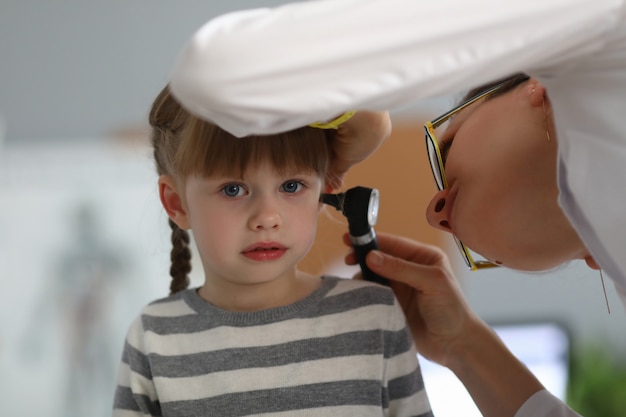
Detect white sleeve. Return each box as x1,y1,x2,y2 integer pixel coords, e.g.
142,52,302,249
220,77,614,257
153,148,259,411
514,390,583,417
169,0,622,137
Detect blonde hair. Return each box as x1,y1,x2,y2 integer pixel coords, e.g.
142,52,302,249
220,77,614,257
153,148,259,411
149,85,330,294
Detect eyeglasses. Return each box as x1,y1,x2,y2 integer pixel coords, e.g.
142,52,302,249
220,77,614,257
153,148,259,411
424,81,509,271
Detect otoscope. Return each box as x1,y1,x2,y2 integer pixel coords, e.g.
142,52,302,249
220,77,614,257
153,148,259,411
320,186,390,286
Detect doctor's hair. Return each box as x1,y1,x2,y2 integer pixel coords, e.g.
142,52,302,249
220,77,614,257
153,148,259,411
149,85,331,295
461,72,531,103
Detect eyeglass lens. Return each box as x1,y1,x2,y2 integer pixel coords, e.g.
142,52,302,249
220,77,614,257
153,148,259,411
425,127,445,191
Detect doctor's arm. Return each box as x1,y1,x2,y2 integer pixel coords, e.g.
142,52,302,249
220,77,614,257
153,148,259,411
169,0,610,137
344,232,583,417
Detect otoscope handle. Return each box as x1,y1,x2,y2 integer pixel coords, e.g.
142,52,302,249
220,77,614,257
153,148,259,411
351,230,390,287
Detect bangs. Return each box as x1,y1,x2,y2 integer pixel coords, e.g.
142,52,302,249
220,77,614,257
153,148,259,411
175,117,330,179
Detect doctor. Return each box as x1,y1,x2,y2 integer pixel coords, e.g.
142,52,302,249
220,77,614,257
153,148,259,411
168,1,626,416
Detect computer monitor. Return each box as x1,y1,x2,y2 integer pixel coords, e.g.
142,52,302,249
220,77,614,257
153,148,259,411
419,321,570,416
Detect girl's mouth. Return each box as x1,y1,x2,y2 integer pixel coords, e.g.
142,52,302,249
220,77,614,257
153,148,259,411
242,242,287,261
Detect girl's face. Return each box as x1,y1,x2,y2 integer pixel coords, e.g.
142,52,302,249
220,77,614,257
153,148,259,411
182,162,323,290
425,81,587,271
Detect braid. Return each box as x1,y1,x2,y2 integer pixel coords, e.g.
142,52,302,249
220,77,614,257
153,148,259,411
168,218,192,294
149,86,193,294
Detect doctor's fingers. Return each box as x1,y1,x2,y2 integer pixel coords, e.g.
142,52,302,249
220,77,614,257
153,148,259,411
373,232,451,268
341,231,460,290
326,111,391,190
364,233,463,293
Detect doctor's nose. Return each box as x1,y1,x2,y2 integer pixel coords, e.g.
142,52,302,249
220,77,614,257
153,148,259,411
248,197,282,231
425,189,452,232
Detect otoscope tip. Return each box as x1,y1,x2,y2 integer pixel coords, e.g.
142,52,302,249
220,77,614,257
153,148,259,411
319,193,344,211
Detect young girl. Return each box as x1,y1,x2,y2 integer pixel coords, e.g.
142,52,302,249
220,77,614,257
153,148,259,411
111,85,433,417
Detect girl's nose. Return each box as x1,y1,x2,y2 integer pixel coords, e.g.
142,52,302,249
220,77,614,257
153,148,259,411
425,189,452,232
248,197,282,231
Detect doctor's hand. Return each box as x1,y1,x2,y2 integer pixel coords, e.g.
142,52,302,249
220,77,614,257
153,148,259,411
344,232,546,417
325,111,391,190
343,231,484,367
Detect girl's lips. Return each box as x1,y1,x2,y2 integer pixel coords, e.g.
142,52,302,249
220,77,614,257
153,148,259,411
242,242,287,261
242,241,286,252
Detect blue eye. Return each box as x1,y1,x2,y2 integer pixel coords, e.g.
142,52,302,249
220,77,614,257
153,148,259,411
222,183,245,197
281,180,303,193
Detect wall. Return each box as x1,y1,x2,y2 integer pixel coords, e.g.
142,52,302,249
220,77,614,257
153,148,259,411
0,0,299,143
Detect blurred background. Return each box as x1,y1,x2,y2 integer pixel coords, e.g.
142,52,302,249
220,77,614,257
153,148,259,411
1,1,624,416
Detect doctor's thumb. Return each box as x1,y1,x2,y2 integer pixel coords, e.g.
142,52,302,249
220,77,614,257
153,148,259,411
367,250,385,267
366,250,421,288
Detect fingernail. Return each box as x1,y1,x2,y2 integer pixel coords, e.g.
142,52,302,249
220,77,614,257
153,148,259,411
435,198,445,213
369,250,384,266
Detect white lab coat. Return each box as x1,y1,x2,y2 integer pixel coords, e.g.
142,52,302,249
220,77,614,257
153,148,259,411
170,1,626,415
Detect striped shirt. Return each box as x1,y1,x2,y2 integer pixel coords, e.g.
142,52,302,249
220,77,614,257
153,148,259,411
113,276,434,417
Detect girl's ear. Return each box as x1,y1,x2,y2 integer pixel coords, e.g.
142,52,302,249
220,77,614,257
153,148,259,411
158,175,190,230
